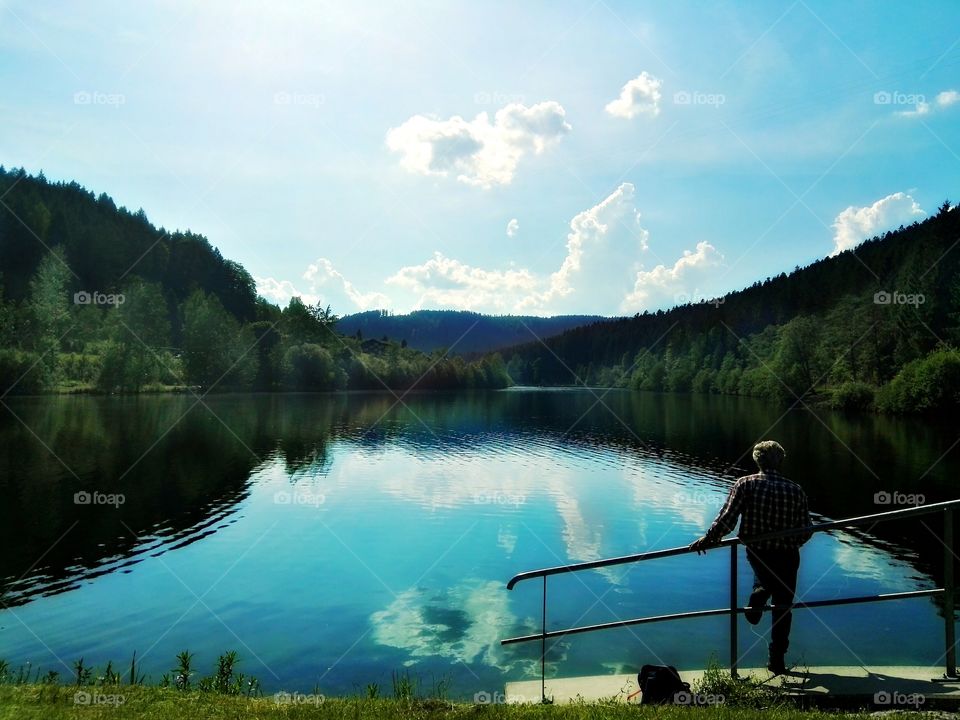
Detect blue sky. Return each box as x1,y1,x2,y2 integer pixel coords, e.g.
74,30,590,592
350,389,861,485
2,0,958,316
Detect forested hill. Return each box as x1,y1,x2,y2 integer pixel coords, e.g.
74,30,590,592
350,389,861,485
337,310,608,354
501,202,960,413
0,167,510,393
0,166,259,320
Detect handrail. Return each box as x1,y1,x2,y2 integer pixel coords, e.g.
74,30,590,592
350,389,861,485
506,499,960,590
501,498,960,702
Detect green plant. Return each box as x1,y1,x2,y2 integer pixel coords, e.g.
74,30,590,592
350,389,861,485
427,675,451,701
72,658,91,686
213,651,238,694
41,670,59,685
691,657,788,709
128,651,145,686
390,669,416,701
829,380,875,410
174,650,193,690
97,660,121,686
365,682,380,699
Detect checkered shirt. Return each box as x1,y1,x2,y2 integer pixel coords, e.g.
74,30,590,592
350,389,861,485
704,471,812,549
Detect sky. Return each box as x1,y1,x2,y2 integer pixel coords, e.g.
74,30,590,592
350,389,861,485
1,0,958,317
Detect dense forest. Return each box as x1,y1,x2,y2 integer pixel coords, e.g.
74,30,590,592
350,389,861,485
501,202,960,414
0,167,510,394
336,309,607,354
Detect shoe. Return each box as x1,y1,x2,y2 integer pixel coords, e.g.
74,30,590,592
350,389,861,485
745,589,766,625
767,655,788,675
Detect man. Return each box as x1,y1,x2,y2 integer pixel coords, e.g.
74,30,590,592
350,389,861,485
689,440,812,674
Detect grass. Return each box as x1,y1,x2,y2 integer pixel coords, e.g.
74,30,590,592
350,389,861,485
0,685,889,720
0,653,908,719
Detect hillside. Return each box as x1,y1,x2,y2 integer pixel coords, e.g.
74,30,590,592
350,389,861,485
500,202,960,413
337,309,608,354
0,167,509,393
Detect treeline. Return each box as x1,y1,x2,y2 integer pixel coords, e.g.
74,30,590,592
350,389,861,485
0,167,509,394
502,202,960,414
337,309,607,354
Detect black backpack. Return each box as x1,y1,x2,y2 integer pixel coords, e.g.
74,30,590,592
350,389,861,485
636,664,690,704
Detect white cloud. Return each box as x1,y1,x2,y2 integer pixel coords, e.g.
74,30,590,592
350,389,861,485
605,71,662,119
506,218,519,237
937,89,960,108
256,258,389,311
896,101,931,118
260,184,653,316
531,181,648,308
830,192,925,256
255,276,319,306
385,183,649,314
386,252,540,313
621,241,724,312
385,101,571,187
896,88,958,118
303,258,390,310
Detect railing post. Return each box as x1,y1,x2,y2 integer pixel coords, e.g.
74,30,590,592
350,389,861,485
945,509,956,678
730,544,738,678
541,575,547,702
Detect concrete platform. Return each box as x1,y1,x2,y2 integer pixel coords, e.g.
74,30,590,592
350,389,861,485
505,666,960,705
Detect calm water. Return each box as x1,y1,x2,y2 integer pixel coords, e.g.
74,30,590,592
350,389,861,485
0,390,956,697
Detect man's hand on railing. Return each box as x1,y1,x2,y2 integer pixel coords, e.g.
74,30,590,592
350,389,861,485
688,536,716,555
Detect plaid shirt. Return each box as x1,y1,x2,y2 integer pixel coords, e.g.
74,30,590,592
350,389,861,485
705,471,812,549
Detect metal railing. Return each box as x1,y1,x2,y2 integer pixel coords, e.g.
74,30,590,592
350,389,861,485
501,499,960,702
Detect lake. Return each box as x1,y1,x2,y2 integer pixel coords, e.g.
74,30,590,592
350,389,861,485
0,389,956,698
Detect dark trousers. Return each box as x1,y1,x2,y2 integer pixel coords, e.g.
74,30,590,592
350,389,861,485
745,546,800,656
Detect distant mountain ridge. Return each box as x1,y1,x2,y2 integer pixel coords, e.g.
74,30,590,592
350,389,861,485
336,310,610,354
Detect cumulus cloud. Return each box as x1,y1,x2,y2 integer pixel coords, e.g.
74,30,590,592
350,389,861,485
258,184,658,316
531,182,648,308
621,241,725,312
255,276,319,306
256,258,389,311
830,192,925,256
605,71,662,119
386,101,571,187
385,252,539,313
385,183,649,314
303,258,391,309
506,218,519,237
